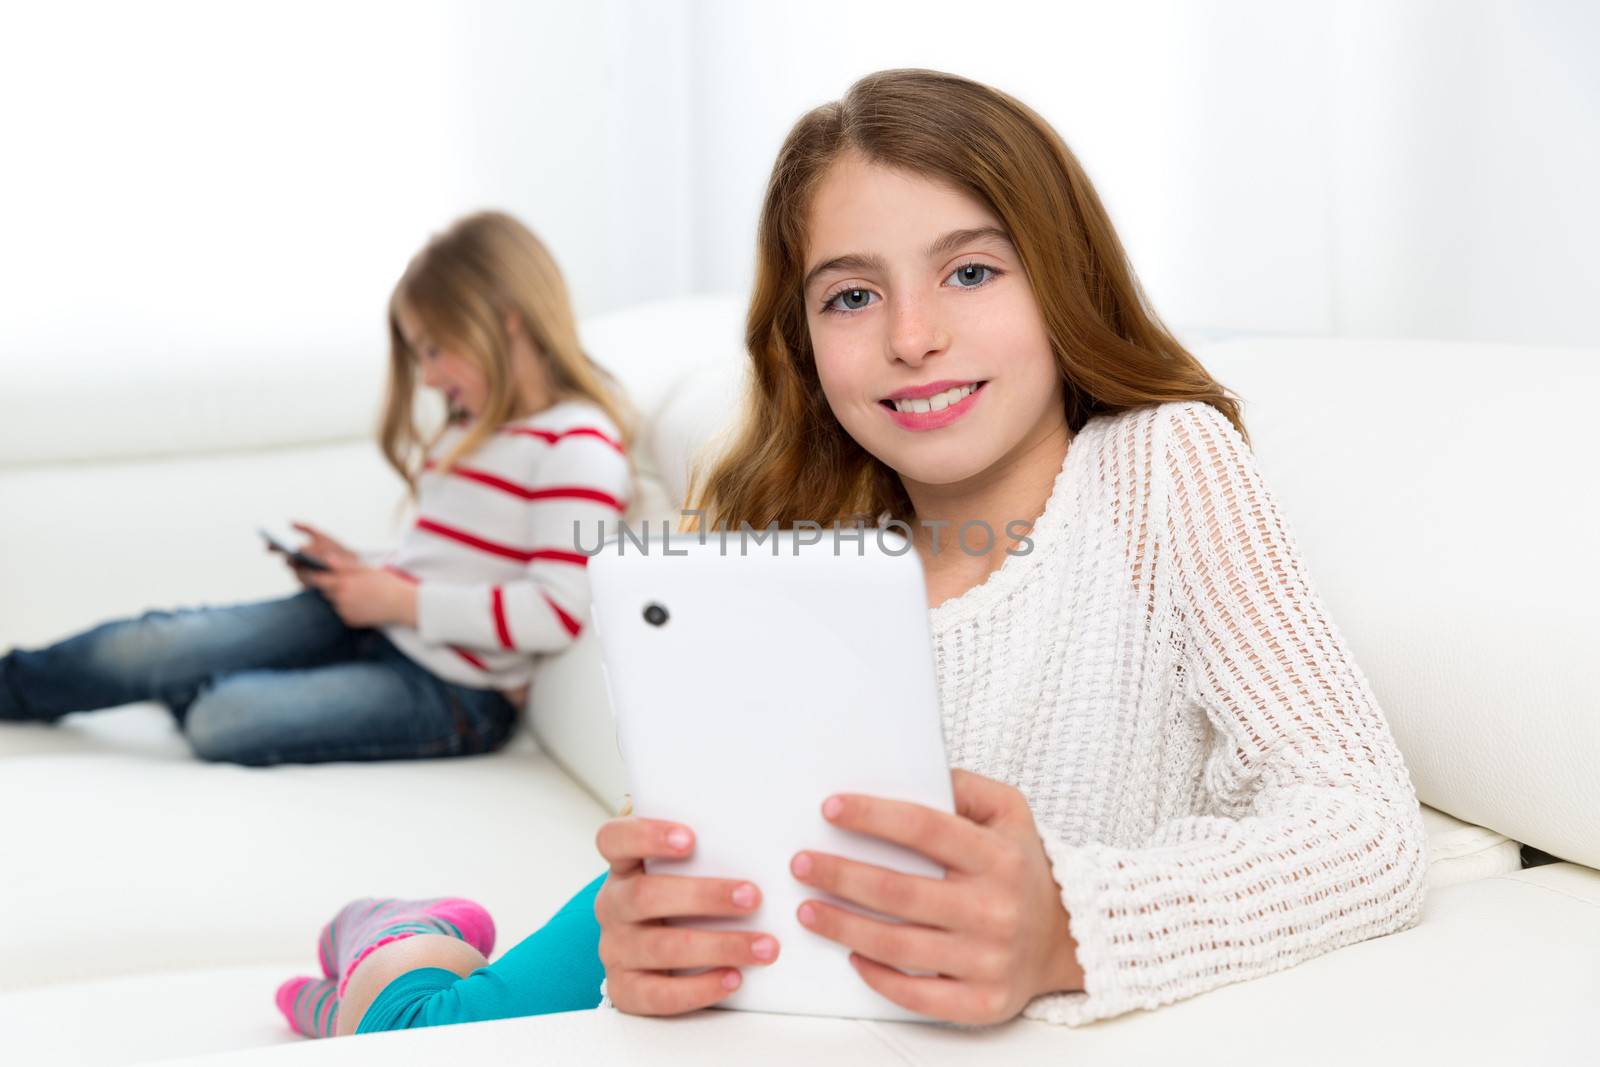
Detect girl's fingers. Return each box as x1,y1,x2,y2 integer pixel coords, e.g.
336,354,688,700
614,874,762,923
615,969,743,1016
629,927,779,972
797,899,968,977
595,817,696,871
820,793,994,875
290,521,344,557
790,851,959,929
846,954,989,1024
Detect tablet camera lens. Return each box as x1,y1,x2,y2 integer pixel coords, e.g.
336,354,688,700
643,602,669,627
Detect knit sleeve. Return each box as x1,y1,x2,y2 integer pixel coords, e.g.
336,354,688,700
416,430,631,654
1024,400,1427,1026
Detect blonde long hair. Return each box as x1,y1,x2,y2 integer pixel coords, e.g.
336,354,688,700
379,210,635,495
687,69,1246,530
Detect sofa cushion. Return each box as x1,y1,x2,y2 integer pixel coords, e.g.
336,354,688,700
0,294,746,469
1195,338,1600,870
643,349,749,516
0,708,1526,894
0,443,407,653
577,294,747,428
0,736,609,991
526,628,629,815
878,863,1600,1065
0,703,192,761
1417,804,1523,889
19,863,1591,1067
0,343,385,468
0,965,300,1067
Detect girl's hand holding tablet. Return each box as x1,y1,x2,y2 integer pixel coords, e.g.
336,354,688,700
592,770,1084,1025
789,770,1084,1026
587,530,997,1022
594,818,780,1015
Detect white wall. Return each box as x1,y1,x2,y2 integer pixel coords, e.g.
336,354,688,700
2,0,1595,447
0,0,692,454
1330,1,1600,345
684,0,1600,348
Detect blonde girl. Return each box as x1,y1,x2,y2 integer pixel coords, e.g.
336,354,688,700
0,211,632,768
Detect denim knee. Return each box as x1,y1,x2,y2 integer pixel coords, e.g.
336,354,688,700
182,675,266,765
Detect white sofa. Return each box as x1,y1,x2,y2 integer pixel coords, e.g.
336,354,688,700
1,296,1595,1066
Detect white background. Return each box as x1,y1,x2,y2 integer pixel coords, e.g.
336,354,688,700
1,0,1595,397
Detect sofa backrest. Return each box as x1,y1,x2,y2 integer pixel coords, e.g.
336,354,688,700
1194,338,1598,869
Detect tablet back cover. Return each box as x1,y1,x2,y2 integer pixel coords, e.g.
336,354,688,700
590,529,952,1021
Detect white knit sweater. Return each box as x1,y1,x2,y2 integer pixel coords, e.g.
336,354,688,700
598,398,1427,1024
934,399,1428,1026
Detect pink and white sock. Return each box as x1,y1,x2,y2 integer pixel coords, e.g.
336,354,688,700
275,896,495,1039
275,976,340,1038
324,897,496,999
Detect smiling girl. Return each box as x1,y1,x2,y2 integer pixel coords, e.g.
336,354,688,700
278,70,1426,1036
0,211,632,767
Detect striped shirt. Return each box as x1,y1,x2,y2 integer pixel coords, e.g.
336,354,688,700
374,399,630,691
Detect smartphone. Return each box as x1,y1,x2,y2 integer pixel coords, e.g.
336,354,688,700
258,528,331,572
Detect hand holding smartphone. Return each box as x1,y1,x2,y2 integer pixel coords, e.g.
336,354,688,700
258,527,331,572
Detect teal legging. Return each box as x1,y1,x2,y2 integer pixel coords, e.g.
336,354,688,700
355,870,608,1034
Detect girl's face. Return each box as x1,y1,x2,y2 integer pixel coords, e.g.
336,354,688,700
802,152,1064,493
395,302,488,420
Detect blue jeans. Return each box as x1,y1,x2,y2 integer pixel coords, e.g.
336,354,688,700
0,590,516,766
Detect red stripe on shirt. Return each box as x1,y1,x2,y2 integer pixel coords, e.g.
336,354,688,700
415,518,533,562
521,486,624,509
415,517,591,565
452,647,490,671
543,592,582,637
502,426,625,453
529,548,589,566
422,460,625,510
491,586,514,650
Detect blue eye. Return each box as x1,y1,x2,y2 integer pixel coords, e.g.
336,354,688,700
825,288,877,314
947,263,994,288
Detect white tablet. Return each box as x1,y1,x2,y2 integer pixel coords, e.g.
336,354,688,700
588,527,953,1022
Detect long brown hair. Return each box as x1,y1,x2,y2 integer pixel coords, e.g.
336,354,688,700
687,69,1245,530
379,210,635,496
